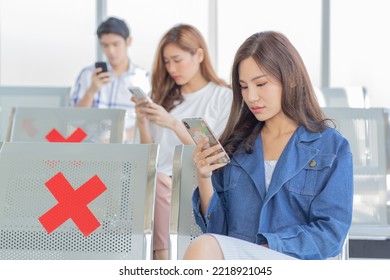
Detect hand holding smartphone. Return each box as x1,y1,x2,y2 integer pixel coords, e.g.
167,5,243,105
129,86,153,105
182,117,230,164
95,61,108,74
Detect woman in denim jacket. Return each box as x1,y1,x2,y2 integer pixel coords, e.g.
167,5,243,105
184,31,353,260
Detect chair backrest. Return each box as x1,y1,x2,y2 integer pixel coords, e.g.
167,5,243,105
322,107,390,239
321,87,349,107
6,107,126,143
170,144,202,260
321,86,368,108
0,142,159,259
0,86,70,140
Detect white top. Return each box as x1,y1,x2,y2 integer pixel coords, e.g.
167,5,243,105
264,160,277,191
70,61,151,130
150,82,233,176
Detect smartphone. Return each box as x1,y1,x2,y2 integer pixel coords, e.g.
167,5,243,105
182,117,230,164
129,86,153,104
95,62,108,74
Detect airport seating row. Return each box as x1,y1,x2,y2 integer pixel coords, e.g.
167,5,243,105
0,86,388,259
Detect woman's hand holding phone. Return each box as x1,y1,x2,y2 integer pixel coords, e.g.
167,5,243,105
144,103,178,129
131,93,177,130
131,95,150,124
192,137,229,178
182,117,230,177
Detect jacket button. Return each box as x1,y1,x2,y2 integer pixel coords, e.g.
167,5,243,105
309,160,316,167
207,214,212,220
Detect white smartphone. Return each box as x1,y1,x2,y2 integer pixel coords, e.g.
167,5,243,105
129,86,153,104
182,117,230,164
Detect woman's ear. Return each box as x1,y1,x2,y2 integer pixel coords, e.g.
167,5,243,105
196,48,204,63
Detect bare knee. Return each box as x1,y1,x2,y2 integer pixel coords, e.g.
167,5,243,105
183,234,224,260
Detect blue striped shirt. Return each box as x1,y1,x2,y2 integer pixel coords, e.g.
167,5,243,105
70,61,150,129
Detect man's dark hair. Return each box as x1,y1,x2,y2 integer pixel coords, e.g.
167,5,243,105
97,17,130,40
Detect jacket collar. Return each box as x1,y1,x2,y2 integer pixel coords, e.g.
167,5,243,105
232,135,266,200
232,126,322,201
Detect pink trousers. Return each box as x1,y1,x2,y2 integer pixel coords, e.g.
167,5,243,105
153,172,172,251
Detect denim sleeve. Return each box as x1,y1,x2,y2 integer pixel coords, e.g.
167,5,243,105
192,170,228,234
260,151,354,259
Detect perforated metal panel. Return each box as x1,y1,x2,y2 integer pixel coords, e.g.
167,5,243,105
170,145,203,260
7,107,126,143
0,142,158,259
187,172,204,242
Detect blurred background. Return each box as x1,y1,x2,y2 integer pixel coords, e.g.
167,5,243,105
1,0,390,260
0,0,389,108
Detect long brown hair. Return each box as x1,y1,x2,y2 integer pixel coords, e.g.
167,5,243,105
151,24,227,112
220,31,329,156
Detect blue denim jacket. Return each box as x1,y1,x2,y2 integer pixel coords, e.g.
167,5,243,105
192,125,353,259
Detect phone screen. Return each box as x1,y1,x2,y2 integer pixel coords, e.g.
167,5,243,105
129,87,153,103
182,117,230,164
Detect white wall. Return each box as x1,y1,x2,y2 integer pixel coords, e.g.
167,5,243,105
217,0,322,86
107,0,209,75
0,0,389,109
330,0,390,108
0,0,96,88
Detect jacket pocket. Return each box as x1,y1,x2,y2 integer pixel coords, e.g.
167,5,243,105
287,154,336,196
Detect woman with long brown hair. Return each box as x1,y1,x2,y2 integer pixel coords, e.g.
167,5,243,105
132,24,232,260
184,31,353,260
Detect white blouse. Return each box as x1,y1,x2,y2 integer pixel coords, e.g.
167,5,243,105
264,160,278,191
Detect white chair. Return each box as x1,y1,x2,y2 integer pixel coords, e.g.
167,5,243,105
6,107,126,143
169,144,202,260
0,142,159,259
321,86,368,108
0,86,70,140
322,107,390,240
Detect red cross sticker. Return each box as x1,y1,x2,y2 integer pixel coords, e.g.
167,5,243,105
39,172,107,236
45,127,87,142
